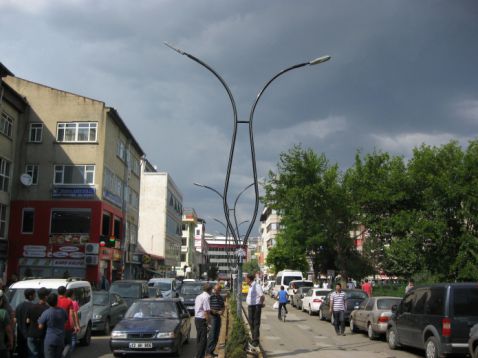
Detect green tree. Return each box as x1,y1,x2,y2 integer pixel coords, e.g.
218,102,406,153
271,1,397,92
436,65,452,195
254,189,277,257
242,258,260,275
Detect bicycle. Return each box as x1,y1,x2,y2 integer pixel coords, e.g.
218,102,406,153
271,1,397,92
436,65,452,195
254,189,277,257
280,304,287,322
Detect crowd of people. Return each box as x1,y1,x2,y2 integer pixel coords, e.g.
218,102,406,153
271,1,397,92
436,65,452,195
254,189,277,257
0,286,80,358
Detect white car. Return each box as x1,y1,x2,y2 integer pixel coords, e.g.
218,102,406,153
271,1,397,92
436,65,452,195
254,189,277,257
301,288,331,315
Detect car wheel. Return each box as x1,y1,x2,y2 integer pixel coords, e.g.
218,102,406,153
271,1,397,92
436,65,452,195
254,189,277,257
80,322,92,346
319,309,325,321
367,323,378,340
308,305,313,316
104,318,111,336
387,326,400,350
425,336,441,358
350,318,359,333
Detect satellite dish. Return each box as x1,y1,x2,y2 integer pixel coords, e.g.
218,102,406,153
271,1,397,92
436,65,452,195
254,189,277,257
20,173,33,186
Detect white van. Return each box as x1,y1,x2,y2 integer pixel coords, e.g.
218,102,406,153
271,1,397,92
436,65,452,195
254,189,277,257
7,278,93,346
272,270,304,297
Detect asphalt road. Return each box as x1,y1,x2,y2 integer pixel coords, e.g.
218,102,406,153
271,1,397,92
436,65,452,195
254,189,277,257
253,296,424,358
72,318,197,358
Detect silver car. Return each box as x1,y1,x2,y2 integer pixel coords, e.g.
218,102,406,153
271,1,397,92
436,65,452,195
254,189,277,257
350,296,402,339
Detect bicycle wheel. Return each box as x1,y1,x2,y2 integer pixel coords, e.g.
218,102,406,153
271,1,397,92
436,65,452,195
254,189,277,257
282,307,286,322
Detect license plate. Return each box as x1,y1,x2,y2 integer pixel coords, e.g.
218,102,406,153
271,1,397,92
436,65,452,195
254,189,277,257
129,342,153,349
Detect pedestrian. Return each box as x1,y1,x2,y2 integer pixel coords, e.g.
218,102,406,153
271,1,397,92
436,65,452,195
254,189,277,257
0,291,14,358
194,283,212,358
329,283,346,336
65,289,80,353
347,278,355,289
56,286,78,356
277,285,288,320
38,293,68,358
206,284,224,357
245,273,264,351
26,287,50,358
405,279,415,294
361,278,372,297
15,288,36,358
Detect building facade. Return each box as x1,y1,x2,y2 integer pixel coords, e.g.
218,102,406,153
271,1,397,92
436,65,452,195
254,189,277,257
4,75,143,285
179,208,199,278
137,161,182,277
205,234,244,280
259,206,281,274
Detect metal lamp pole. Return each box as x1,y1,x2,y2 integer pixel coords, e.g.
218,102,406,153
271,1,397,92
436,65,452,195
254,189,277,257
171,43,331,318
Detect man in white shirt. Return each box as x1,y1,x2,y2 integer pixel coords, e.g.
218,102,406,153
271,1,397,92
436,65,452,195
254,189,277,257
245,273,264,349
194,284,212,358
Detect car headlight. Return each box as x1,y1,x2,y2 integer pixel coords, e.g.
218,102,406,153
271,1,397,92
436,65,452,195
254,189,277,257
111,331,127,339
93,314,103,320
156,332,176,338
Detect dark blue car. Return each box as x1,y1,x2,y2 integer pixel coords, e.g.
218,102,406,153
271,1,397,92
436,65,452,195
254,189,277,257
110,298,191,356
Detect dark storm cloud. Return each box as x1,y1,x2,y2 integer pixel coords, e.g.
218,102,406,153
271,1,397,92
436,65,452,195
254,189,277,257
1,0,477,234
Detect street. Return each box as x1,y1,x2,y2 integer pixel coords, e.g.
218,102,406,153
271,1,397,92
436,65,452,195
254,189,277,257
253,297,423,358
72,319,197,358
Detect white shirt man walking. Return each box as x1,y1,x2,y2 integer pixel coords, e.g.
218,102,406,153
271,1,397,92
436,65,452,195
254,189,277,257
194,284,212,358
246,273,264,350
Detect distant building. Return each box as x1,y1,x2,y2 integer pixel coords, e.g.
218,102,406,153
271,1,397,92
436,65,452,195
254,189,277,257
259,207,281,274
205,233,244,280
179,208,200,278
137,160,182,277
4,73,143,285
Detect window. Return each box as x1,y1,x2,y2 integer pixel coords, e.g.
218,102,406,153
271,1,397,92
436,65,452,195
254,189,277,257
401,292,415,313
413,289,428,314
180,253,186,262
102,213,111,237
25,164,39,185
0,204,7,239
29,123,43,142
181,237,187,246
0,112,13,138
50,209,91,234
425,288,445,315
116,140,126,161
365,299,374,311
54,165,95,185
56,122,97,143
128,187,139,209
103,168,124,199
22,208,34,234
130,154,140,176
0,158,11,192
453,287,478,317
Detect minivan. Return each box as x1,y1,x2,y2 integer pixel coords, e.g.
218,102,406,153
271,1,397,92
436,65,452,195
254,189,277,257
387,282,478,358
7,278,93,346
272,270,303,297
148,278,179,298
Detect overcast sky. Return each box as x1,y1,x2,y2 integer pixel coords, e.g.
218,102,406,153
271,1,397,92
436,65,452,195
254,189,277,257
1,0,477,237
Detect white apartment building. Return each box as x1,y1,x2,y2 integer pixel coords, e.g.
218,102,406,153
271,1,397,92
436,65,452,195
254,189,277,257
259,206,281,274
205,233,243,280
138,160,182,274
179,208,200,278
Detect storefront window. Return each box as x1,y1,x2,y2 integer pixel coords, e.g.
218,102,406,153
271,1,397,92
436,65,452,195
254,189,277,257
51,209,91,234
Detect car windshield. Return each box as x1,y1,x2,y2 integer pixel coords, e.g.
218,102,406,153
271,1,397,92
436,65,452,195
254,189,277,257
377,298,402,310
93,292,109,305
346,291,368,300
125,301,178,319
154,283,172,291
293,281,313,288
180,284,203,295
110,283,141,298
284,276,303,285
6,288,58,309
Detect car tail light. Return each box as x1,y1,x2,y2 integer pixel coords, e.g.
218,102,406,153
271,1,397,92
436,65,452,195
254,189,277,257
313,299,322,303
377,316,389,323
442,318,451,337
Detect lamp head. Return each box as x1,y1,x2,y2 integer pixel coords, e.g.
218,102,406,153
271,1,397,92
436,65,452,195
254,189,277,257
309,55,331,65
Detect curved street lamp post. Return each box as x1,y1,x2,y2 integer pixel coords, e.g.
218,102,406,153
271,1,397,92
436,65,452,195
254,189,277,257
172,43,331,318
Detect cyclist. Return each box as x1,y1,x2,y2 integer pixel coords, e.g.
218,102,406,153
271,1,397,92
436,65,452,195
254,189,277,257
277,285,288,320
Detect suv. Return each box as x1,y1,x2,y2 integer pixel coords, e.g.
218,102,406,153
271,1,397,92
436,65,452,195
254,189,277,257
7,278,93,345
109,280,149,308
387,283,478,357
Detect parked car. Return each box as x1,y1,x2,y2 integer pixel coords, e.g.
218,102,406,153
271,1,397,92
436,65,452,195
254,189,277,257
7,278,94,346
291,287,312,309
301,288,332,315
178,281,204,315
109,280,149,308
110,298,191,356
349,296,402,339
148,278,179,298
387,282,478,358
92,291,129,335
273,270,303,298
468,323,478,358
318,289,368,324
263,280,275,295
287,280,314,302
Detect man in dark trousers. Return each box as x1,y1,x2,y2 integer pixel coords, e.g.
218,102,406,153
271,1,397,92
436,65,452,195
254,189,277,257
245,273,264,352
194,283,212,358
26,287,50,358
206,284,225,357
15,288,36,358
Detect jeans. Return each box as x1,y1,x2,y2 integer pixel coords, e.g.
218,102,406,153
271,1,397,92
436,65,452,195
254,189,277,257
195,317,208,358
278,303,288,319
332,310,345,334
43,344,63,358
17,332,28,358
27,337,44,358
206,314,221,354
247,304,262,346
